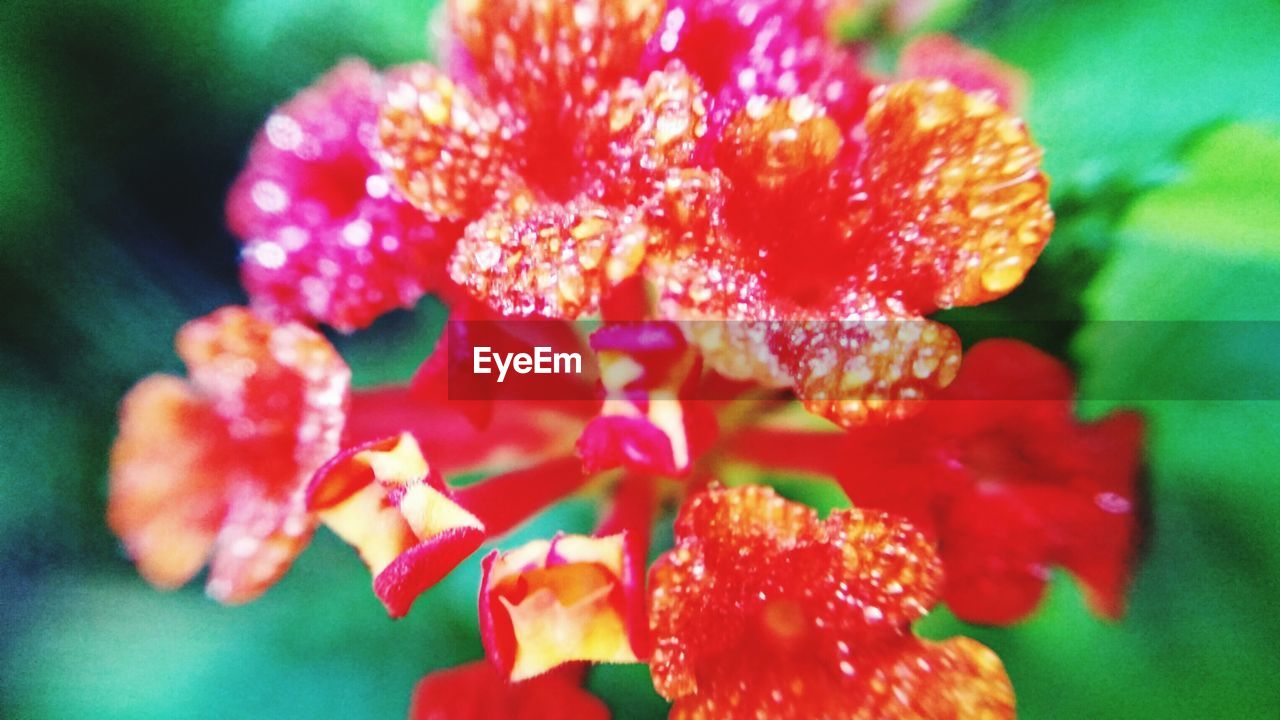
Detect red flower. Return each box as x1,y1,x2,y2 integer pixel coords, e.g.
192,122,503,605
227,60,459,331
835,339,1145,624
378,0,708,318
649,484,1014,718
410,662,608,720
108,307,350,602
305,433,486,618
647,83,1051,425
631,1,1052,426
480,532,647,681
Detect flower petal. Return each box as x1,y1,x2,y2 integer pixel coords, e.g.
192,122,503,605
379,62,520,221
108,376,227,589
112,307,350,604
307,433,485,617
588,63,709,206
785,317,963,427
857,79,1053,311
481,533,642,680
838,340,1146,625
577,414,681,475
860,637,1015,719
449,0,665,122
899,34,1027,111
650,485,1006,718
448,195,650,318
410,661,610,720
228,60,456,331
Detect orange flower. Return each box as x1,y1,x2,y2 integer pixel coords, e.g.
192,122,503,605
480,533,646,681
108,307,350,602
378,0,709,318
306,432,486,617
649,484,1014,718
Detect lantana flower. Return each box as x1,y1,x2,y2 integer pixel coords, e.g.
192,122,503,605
480,531,648,681
227,60,460,331
731,339,1146,624
649,484,1014,718
378,0,709,319
305,432,486,617
838,339,1145,623
108,307,350,602
103,2,1145,717
410,662,608,720
634,0,1052,427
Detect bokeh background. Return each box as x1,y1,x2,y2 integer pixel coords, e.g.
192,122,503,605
2,0,1278,717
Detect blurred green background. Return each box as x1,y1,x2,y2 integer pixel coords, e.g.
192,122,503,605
1,0,1278,717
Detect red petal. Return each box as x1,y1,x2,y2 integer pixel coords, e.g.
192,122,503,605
939,488,1053,625
108,376,228,590
577,415,681,475
650,485,1012,717
409,661,609,720
376,525,487,618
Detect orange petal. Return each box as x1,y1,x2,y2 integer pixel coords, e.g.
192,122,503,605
482,533,641,680
450,0,665,120
589,63,709,205
861,637,1015,719
108,375,227,589
176,307,351,603
788,317,963,427
378,62,520,220
448,195,650,318
858,79,1053,311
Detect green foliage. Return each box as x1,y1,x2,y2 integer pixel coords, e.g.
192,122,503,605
1063,123,1280,717
965,0,1280,199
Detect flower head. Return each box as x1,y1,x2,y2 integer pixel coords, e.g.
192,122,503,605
643,75,1050,425
306,432,486,617
410,662,609,720
649,484,1014,718
839,339,1146,623
626,1,1053,426
228,60,459,331
378,0,710,318
109,307,350,602
480,532,646,681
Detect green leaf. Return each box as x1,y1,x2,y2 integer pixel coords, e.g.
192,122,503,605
1062,122,1280,718
964,0,1280,197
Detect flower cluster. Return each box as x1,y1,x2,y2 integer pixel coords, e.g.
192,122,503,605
107,0,1145,718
